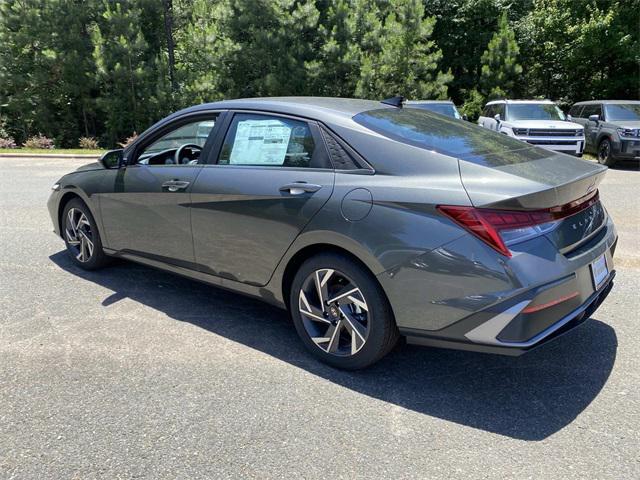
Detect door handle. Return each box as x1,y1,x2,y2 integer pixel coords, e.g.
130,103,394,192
162,180,190,192
279,182,322,195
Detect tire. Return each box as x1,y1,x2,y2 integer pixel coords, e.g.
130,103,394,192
289,252,399,370
597,138,617,167
61,198,110,270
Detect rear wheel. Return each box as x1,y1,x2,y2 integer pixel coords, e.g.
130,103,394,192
62,198,109,270
597,138,617,167
289,253,398,369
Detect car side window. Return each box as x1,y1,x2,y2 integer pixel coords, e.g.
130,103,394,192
569,105,583,117
582,105,601,119
483,105,493,117
495,103,505,117
136,116,219,166
218,114,317,168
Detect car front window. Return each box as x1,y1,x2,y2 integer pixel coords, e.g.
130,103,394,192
506,104,566,121
604,104,640,121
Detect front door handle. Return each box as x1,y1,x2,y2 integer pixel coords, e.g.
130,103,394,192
162,180,190,192
279,182,322,195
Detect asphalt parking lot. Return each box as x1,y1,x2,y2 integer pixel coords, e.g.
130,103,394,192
1,156,638,479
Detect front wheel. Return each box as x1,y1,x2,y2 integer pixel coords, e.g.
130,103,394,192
62,198,110,270
289,253,398,369
597,138,617,167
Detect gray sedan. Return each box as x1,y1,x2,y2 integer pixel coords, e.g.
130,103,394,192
47,97,617,369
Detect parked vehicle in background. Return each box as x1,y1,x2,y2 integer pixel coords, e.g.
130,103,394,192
478,99,585,156
405,100,465,120
569,100,640,167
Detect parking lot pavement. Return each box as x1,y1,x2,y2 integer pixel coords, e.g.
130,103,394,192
0,156,638,479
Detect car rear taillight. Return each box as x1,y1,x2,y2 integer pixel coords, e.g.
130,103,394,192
438,191,599,257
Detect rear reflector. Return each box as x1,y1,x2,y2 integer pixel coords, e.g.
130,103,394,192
438,190,599,257
522,292,579,314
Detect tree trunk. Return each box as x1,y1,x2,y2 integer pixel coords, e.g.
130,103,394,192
162,0,177,93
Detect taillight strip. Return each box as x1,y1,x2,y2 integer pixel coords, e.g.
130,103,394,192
521,291,579,314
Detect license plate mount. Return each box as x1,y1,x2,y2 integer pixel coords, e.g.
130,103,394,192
590,254,609,290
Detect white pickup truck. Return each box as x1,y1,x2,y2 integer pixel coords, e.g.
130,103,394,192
478,99,585,156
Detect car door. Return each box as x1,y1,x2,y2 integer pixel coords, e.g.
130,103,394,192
190,111,335,286
99,113,221,266
479,105,493,129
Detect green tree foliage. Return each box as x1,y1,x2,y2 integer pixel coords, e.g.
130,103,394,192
0,0,637,148
518,0,640,103
0,0,98,146
479,11,522,100
91,0,173,145
355,0,452,99
306,0,383,96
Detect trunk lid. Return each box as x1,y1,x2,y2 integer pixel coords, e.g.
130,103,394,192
458,148,608,253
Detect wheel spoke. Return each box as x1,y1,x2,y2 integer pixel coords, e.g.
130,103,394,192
340,306,367,344
336,289,368,312
67,209,78,237
326,321,342,353
314,269,333,310
327,284,357,304
80,230,94,258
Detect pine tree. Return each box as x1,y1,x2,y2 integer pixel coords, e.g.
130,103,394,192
479,11,522,100
0,0,98,146
305,0,383,97
355,0,452,100
91,0,172,145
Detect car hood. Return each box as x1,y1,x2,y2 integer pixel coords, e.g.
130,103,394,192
505,120,583,130
614,121,640,129
74,162,104,173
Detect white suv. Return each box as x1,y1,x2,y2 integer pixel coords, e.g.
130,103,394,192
478,100,585,156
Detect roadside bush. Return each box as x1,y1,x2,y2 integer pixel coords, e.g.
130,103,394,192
118,132,138,148
0,136,17,149
79,136,100,149
23,134,54,149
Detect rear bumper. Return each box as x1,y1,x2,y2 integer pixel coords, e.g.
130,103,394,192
381,208,618,356
404,270,615,356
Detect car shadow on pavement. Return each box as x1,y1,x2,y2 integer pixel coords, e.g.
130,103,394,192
50,251,618,441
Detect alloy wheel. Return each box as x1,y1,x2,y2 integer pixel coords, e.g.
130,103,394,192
65,208,94,263
298,268,370,356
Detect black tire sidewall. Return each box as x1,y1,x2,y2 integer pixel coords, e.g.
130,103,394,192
598,138,616,166
289,253,397,370
62,199,107,270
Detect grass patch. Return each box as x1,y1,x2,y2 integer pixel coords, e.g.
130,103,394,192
0,148,105,155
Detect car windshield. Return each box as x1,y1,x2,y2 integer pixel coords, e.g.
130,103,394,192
604,104,640,121
412,103,461,119
506,104,566,121
353,108,544,167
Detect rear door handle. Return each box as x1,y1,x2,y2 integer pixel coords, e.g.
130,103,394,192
279,182,322,195
162,180,190,192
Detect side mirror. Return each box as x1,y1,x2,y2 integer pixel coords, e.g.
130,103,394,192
463,114,469,121
566,114,573,122
494,113,501,122
99,149,124,169
588,114,600,123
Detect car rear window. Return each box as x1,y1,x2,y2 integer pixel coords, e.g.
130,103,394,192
353,108,539,166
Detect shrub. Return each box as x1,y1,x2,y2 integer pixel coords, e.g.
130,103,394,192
23,134,55,149
0,136,17,149
79,136,100,149
118,132,138,148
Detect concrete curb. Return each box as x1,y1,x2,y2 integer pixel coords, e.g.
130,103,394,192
0,152,101,160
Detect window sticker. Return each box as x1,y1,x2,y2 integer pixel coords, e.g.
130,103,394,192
230,119,292,165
